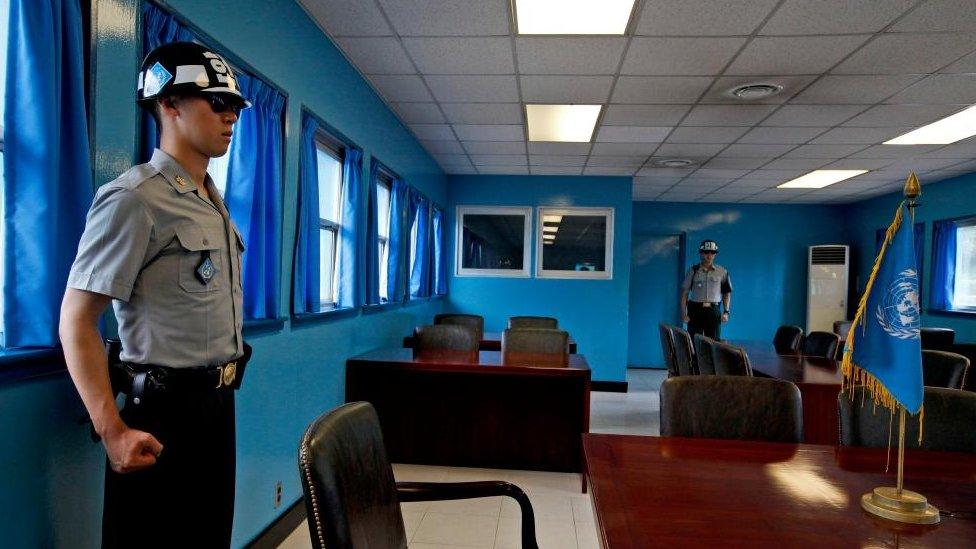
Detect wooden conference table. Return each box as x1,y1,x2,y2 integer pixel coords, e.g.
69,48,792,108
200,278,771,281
403,331,578,353
732,340,843,445
346,348,590,472
584,434,976,548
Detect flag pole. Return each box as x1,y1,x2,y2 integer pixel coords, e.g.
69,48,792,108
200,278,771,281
860,173,939,525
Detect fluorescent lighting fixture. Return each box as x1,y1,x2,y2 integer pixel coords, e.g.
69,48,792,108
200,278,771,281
527,104,601,142
884,105,976,145
543,226,558,234
543,215,563,224
777,170,868,189
544,241,555,245
515,0,636,34
543,233,556,239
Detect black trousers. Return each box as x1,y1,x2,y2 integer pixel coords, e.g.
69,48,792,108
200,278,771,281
102,388,235,549
687,301,722,340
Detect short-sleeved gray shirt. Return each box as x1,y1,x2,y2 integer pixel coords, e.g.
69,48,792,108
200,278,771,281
68,149,244,368
681,264,732,304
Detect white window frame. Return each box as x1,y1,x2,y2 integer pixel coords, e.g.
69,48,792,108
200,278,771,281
953,221,976,311
376,171,392,302
314,133,344,309
455,205,532,278
536,206,614,280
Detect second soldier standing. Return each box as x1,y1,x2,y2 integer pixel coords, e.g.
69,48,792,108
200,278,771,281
681,239,732,340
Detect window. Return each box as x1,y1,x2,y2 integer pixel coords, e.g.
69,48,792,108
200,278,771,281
315,135,344,308
376,172,392,301
954,223,976,309
455,206,532,278
1,0,8,334
536,207,614,280
208,138,233,197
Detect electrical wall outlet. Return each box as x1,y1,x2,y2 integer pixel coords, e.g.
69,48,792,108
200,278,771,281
275,481,283,509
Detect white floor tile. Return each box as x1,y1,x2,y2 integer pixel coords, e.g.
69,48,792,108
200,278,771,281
427,496,503,517
412,512,499,547
495,517,577,549
403,510,424,540
575,520,600,549
276,519,312,549
571,496,594,524
501,493,574,521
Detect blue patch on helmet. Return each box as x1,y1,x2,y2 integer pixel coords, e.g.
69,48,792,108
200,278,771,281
144,62,173,97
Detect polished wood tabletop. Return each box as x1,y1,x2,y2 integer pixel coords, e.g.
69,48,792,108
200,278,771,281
732,340,843,385
403,331,578,353
584,434,976,548
349,347,589,377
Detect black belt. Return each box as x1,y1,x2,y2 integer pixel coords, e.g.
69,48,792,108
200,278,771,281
108,342,252,402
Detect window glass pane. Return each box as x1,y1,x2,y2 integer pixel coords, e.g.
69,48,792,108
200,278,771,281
954,225,976,308
461,214,525,270
377,182,390,239
316,144,342,222
0,0,8,134
319,228,335,306
207,141,232,197
409,211,419,273
379,239,388,301
0,152,5,332
542,215,608,272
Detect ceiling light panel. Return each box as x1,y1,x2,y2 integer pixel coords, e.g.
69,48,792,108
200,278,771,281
884,105,976,145
777,170,869,189
515,0,636,35
526,104,602,142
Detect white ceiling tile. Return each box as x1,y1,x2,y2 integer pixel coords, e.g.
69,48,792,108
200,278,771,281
478,166,530,175
529,166,584,175
516,38,627,75
520,75,614,103
744,169,808,180
654,143,727,157
409,124,455,140
621,37,746,76
682,105,778,126
421,140,465,154
719,144,797,157
585,167,638,175
924,141,976,158
810,127,914,144
738,126,829,144
782,144,868,158
891,158,973,171
761,158,830,170
392,102,445,124
885,74,976,105
668,127,748,144
847,144,943,159
730,179,778,188
368,74,433,102
675,179,730,188
425,75,519,102
700,76,817,104
761,105,866,127
334,37,415,74
725,35,870,75
760,0,915,35
440,103,523,125
433,153,471,165
470,154,527,166
692,169,751,179
462,141,527,155
633,176,685,185
841,104,963,127
299,0,392,37
890,0,976,33
587,156,648,167
612,77,714,104
596,126,672,143
833,33,976,74
527,142,592,155
591,142,660,155
453,124,524,141
821,158,896,170
793,75,923,104
701,157,769,170
442,165,478,174
941,51,976,74
377,0,510,36
634,0,778,36
402,38,513,75
602,105,691,126
635,167,697,177
529,155,588,167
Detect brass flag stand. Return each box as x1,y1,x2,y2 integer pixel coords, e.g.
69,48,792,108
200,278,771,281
860,173,939,525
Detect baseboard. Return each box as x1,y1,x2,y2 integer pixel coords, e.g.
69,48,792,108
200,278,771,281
592,381,628,392
246,498,306,549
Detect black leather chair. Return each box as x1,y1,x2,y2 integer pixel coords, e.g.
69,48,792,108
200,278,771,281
832,320,853,341
433,313,485,341
921,327,955,351
658,323,678,376
671,326,697,376
508,316,558,329
660,376,803,443
694,333,717,376
773,325,804,354
299,402,539,549
922,350,970,390
712,341,752,376
951,343,976,392
838,387,976,453
801,331,841,359
412,325,479,352
502,328,569,366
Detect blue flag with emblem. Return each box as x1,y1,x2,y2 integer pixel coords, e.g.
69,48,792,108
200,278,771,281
843,176,924,415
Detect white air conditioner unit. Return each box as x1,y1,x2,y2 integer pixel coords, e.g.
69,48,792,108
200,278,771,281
807,245,850,333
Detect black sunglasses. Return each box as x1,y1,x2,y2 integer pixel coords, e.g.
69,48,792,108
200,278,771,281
201,93,246,116
701,250,717,255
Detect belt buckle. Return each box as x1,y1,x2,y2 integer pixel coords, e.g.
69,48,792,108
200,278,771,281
703,302,712,308
215,362,237,389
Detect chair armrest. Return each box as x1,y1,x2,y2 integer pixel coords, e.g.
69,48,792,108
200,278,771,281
396,481,537,549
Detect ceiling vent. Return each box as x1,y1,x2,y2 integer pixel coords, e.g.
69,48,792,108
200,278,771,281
728,83,783,100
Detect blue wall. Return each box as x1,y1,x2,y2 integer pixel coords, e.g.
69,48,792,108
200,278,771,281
445,175,633,383
844,173,976,343
1,0,447,546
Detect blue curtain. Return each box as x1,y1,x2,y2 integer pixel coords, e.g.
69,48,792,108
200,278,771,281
336,149,364,309
140,2,195,162
292,116,320,314
931,219,957,311
224,75,284,320
364,161,381,305
432,207,447,295
386,178,409,302
409,191,431,298
2,0,93,347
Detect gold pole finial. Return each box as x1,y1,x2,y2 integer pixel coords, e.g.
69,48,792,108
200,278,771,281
904,172,921,200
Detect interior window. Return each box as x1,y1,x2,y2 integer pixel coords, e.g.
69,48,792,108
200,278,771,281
315,138,343,307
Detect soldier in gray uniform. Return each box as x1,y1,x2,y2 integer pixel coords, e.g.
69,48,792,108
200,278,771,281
59,42,250,548
681,239,732,340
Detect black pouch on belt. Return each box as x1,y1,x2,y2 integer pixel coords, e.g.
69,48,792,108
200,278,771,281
228,342,253,390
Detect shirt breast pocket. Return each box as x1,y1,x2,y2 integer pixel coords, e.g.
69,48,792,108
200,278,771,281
175,224,223,293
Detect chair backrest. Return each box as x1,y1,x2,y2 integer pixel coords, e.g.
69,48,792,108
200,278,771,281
920,327,955,351
658,323,678,376
433,313,485,341
951,343,976,392
508,316,558,329
412,325,479,362
832,320,852,341
773,325,804,354
502,328,569,366
299,402,407,549
712,341,752,376
694,333,717,376
660,376,803,443
922,350,970,390
838,387,976,453
671,326,697,376
801,331,840,359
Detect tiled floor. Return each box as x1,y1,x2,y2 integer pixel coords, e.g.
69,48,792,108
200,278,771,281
277,368,668,549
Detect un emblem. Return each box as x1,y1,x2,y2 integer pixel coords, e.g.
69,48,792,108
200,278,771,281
875,269,920,340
